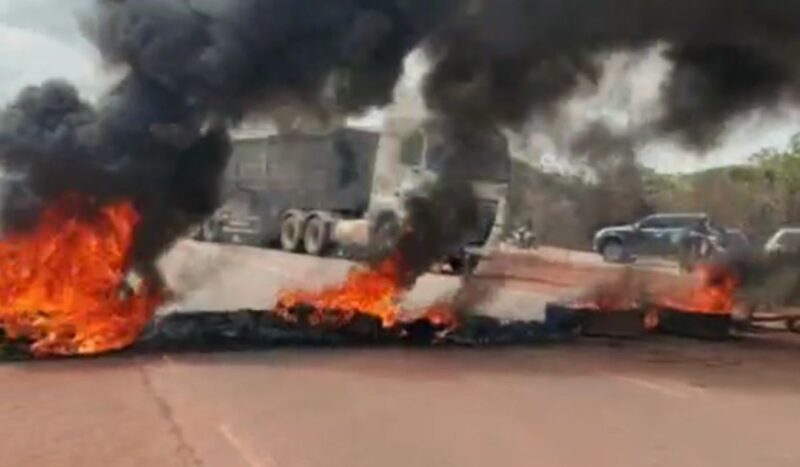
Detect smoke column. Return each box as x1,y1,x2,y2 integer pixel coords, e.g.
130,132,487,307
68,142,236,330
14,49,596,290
0,0,454,277
425,0,800,147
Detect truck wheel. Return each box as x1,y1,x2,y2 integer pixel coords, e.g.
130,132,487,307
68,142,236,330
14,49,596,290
449,255,480,276
304,216,331,256
465,255,480,275
372,214,401,253
280,212,305,252
601,240,626,263
448,255,480,277
447,257,464,275
200,219,221,243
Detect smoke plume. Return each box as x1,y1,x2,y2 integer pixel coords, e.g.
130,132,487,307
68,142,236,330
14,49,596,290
0,0,453,276
3,0,800,280
424,0,800,147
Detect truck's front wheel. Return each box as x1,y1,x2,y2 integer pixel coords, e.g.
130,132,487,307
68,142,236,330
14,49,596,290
280,212,305,252
372,213,401,254
448,254,480,276
200,219,221,243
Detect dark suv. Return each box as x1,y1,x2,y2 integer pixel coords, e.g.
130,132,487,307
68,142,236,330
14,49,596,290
593,213,721,263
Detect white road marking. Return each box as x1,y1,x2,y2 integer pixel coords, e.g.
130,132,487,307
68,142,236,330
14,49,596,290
611,374,705,399
219,424,279,467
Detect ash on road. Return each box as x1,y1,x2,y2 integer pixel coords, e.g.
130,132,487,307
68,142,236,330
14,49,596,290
2,242,799,467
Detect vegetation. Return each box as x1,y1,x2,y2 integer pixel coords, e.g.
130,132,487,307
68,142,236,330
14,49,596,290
647,133,800,241
509,133,800,249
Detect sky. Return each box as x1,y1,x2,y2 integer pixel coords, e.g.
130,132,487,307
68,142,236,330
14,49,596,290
1,0,799,173
0,0,98,104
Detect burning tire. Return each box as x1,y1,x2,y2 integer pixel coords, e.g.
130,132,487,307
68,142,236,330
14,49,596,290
304,214,332,256
280,211,306,252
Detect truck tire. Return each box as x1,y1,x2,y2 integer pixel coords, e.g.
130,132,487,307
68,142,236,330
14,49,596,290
280,211,305,252
372,213,401,253
304,215,332,256
601,239,626,263
449,255,480,276
200,219,221,243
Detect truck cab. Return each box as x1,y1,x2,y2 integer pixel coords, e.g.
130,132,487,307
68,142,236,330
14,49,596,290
363,119,510,269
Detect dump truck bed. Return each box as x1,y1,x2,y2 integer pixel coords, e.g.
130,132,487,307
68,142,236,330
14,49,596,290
230,128,379,214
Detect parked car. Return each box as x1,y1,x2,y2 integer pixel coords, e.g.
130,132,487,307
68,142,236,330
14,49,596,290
764,228,800,255
593,213,723,264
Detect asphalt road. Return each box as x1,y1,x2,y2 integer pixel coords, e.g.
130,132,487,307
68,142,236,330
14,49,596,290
2,242,800,467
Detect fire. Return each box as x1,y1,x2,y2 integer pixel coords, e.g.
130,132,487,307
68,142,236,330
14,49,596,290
420,303,459,330
277,254,404,327
656,263,737,315
0,194,164,356
276,253,457,329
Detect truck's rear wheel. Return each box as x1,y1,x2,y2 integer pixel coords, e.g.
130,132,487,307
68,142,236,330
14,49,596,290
304,215,332,256
280,212,305,252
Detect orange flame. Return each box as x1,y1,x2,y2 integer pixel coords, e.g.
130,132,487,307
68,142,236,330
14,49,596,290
276,253,457,329
656,264,737,315
420,302,459,330
277,254,404,327
0,195,163,356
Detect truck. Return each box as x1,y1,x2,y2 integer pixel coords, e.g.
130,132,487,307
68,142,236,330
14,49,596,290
195,116,511,273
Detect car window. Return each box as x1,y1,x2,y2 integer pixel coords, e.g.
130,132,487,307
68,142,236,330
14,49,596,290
672,216,705,229
776,231,800,249
639,217,666,229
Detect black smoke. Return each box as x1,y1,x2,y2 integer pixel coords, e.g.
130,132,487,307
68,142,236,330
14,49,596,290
3,0,800,282
92,0,454,117
0,0,454,278
381,121,515,287
424,0,800,147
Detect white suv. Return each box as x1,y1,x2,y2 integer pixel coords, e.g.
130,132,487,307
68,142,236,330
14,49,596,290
764,228,800,255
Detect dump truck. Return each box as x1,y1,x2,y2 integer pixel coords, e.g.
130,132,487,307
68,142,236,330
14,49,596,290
196,116,511,273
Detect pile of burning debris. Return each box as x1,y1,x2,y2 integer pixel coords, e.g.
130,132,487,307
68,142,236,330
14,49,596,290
547,263,740,340
0,210,742,360
0,183,742,360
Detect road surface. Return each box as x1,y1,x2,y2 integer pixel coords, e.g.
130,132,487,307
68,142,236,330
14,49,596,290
2,242,799,467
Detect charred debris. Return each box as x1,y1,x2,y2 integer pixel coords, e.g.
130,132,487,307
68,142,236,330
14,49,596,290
0,302,743,361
